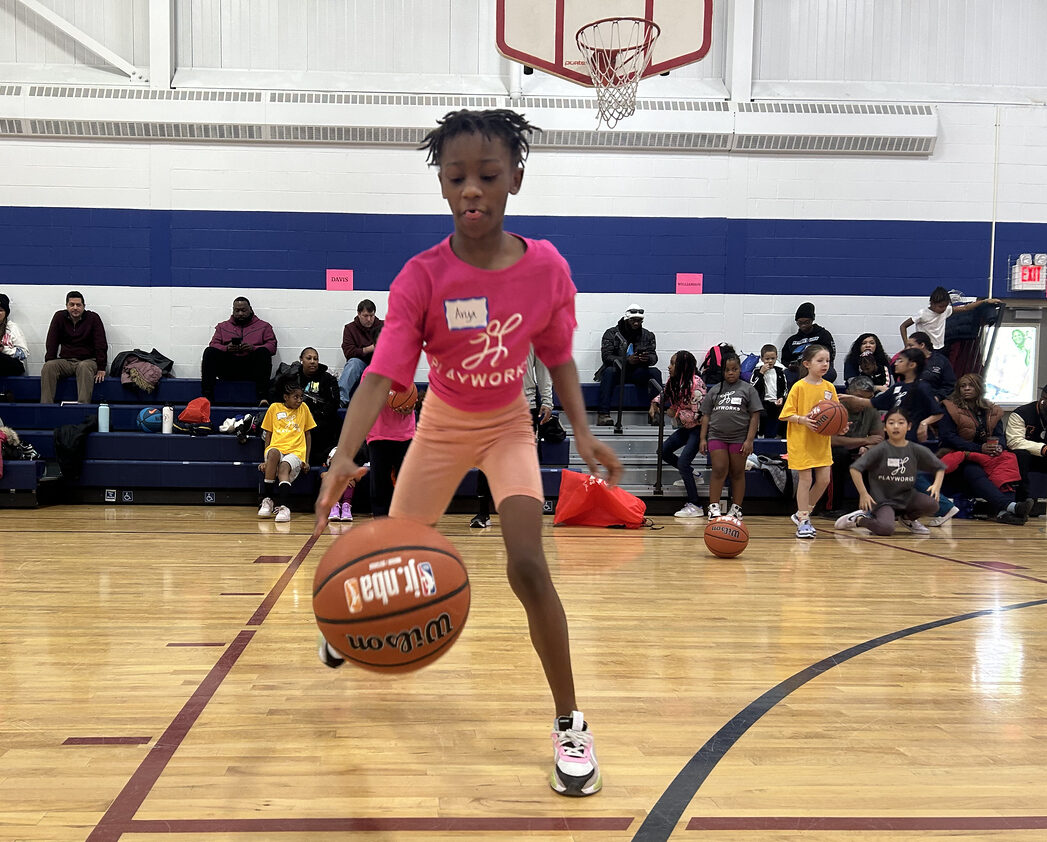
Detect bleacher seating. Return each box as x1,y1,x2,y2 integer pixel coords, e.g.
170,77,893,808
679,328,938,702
0,375,573,510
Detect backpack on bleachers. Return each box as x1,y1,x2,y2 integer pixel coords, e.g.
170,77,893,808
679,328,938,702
699,343,736,386
740,352,760,382
173,397,213,437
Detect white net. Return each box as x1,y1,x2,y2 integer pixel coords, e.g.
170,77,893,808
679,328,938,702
575,17,660,129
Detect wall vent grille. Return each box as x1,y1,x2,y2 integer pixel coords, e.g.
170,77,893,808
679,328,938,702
0,85,21,97
734,134,934,154
28,86,263,102
269,124,429,144
26,120,265,140
738,102,933,116
518,96,728,112
0,118,24,134
536,130,732,151
270,92,502,107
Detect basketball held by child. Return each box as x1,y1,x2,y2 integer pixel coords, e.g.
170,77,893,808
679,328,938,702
387,383,418,412
313,517,469,673
703,516,749,558
807,399,849,436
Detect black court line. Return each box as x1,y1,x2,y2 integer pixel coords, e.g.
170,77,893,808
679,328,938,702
631,597,1047,842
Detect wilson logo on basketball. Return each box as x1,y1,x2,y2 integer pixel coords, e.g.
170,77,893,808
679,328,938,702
343,556,437,614
341,612,455,654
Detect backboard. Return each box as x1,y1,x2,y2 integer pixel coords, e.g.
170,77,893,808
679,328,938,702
495,0,713,87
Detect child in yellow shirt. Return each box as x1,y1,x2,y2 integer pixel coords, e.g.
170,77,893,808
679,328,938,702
258,377,316,523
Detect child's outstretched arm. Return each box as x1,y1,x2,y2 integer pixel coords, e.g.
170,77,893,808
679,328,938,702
313,374,390,533
549,358,623,486
899,316,914,347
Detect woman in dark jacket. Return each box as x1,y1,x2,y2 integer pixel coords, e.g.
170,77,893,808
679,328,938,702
270,347,341,456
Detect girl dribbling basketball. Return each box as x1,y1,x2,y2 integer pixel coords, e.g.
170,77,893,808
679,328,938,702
315,109,621,797
781,344,837,538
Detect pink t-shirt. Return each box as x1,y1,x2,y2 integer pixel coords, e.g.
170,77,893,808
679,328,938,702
366,401,416,443
367,235,577,412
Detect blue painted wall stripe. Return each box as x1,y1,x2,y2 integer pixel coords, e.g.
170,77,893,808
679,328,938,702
0,206,1033,297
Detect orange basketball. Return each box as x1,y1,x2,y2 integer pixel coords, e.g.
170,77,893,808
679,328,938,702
703,516,749,558
807,399,850,436
313,517,469,673
387,383,418,412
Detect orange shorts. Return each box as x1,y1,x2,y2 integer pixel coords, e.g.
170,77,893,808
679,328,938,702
388,390,543,526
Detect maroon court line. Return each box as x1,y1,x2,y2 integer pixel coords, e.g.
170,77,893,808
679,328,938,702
87,533,321,842
254,554,291,564
687,816,1047,831
220,592,266,596
822,528,1047,586
246,533,319,626
86,629,256,842
165,642,225,647
63,737,151,746
127,816,635,833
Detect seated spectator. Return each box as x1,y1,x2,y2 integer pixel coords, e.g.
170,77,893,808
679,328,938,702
650,350,706,518
843,333,891,392
367,388,417,518
523,346,553,429
938,373,1029,526
257,375,315,524
821,375,884,517
594,304,662,426
201,297,277,404
1005,382,1047,514
840,348,942,443
0,293,29,377
906,331,956,400
781,302,837,384
270,347,341,457
750,343,788,437
834,408,945,536
339,299,383,405
41,290,107,404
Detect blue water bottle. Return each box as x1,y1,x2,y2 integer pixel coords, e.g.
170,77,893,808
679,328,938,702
98,402,110,433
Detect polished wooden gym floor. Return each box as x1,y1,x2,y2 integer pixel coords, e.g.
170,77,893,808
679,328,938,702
2,505,1046,842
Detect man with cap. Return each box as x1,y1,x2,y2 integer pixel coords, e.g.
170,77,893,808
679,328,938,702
594,305,662,426
1005,382,1047,515
781,302,838,384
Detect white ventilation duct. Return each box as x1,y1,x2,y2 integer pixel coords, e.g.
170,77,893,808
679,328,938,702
0,85,938,155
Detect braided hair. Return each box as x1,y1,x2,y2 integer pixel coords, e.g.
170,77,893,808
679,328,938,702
420,109,540,167
664,350,697,408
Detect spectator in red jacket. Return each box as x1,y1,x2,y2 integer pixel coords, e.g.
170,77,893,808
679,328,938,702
41,290,108,403
338,298,384,405
201,297,277,404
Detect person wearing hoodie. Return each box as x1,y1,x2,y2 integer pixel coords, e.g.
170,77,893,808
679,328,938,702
270,347,342,456
339,298,384,405
0,293,29,377
781,302,838,385
594,304,661,426
201,297,277,404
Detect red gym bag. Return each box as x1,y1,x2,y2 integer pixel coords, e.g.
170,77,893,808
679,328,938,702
553,469,648,529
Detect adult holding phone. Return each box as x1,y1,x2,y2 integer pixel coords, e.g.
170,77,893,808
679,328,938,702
201,296,277,405
593,304,662,427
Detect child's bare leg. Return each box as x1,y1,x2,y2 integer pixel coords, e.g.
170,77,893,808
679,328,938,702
728,451,746,505
498,494,576,716
808,466,831,511
795,468,813,513
277,461,291,483
708,449,729,507
264,448,281,481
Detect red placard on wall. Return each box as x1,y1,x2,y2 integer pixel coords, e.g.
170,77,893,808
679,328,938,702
326,269,354,291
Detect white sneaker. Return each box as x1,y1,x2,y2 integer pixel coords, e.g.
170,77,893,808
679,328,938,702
900,517,930,534
274,505,291,523
834,510,865,530
727,503,743,520
328,503,342,522
707,502,722,519
550,711,601,797
257,497,274,518
674,502,703,518
928,506,959,527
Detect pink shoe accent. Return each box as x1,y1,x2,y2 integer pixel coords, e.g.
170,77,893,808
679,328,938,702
341,502,353,521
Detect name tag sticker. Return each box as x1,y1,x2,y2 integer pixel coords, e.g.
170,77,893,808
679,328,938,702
445,298,488,331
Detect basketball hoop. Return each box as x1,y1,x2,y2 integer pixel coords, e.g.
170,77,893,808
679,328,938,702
576,17,660,129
